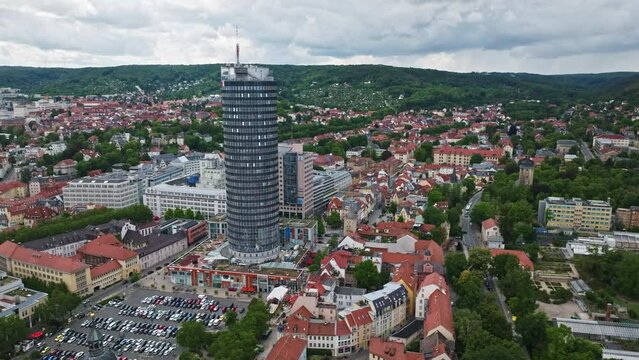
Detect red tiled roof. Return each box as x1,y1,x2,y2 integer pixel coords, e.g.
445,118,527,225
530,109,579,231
90,259,122,278
0,181,26,193
424,289,454,337
308,321,336,336
481,218,497,229
336,320,350,335
345,306,373,327
369,337,424,360
418,272,448,293
23,206,58,220
434,146,503,158
596,134,626,140
55,159,77,167
415,240,444,264
266,335,307,360
490,249,534,271
321,250,351,269
0,240,88,273
77,234,137,261
290,305,313,320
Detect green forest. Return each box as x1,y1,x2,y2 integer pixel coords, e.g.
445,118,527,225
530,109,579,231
2,64,639,110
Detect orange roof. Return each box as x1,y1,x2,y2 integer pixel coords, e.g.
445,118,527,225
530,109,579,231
424,289,454,337
345,306,373,327
0,181,26,193
336,320,351,335
90,259,122,278
481,218,498,229
77,234,137,261
418,272,448,293
290,305,313,320
321,250,351,269
415,240,444,264
308,322,336,336
266,336,307,360
369,337,425,360
0,240,88,273
490,249,534,271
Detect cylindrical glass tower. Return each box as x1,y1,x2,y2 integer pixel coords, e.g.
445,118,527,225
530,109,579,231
221,64,280,263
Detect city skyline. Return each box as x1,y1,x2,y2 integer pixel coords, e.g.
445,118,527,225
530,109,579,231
0,1,638,74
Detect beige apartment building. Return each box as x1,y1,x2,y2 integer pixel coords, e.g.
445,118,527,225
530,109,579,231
538,197,612,231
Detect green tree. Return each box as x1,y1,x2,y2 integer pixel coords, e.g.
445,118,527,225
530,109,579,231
164,208,174,219
177,321,210,352
462,177,476,194
456,270,485,310
325,211,342,228
223,310,238,327
470,202,497,224
539,325,602,360
470,154,484,164
179,352,201,360
353,260,382,291
34,288,82,327
491,254,520,279
185,208,195,219
422,206,447,226
328,235,339,249
129,272,141,283
388,202,398,215
0,315,29,357
430,226,447,244
445,253,468,284
468,248,493,275
316,217,325,237
381,150,392,160
174,208,185,218
516,312,549,353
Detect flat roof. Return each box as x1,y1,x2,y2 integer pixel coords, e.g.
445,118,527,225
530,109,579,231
545,197,611,207
280,217,317,228
554,318,639,340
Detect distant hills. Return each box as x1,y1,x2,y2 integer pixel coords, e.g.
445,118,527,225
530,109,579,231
1,64,638,110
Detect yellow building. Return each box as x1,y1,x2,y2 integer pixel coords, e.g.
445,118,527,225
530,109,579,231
0,241,92,296
539,197,612,231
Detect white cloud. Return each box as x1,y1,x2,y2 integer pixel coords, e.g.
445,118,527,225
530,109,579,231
0,0,637,74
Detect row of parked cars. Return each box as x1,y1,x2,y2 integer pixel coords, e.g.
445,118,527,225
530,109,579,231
82,317,179,337
112,338,175,356
40,349,83,360
54,328,88,346
141,294,236,312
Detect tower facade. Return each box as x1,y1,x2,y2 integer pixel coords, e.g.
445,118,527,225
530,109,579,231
278,143,315,219
518,158,535,186
221,64,280,263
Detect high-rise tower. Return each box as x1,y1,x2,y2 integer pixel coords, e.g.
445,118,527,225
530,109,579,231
221,63,280,263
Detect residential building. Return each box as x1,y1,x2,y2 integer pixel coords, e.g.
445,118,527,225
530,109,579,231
279,143,315,219
538,197,613,231
267,335,307,360
75,234,141,290
0,181,27,199
280,217,318,245
313,154,345,170
158,219,208,245
221,63,280,264
368,337,424,360
0,241,92,296
312,172,339,214
481,218,504,249
556,139,578,156
334,286,366,310
616,206,639,229
433,146,503,166
63,173,139,210
0,271,48,326
363,282,409,338
53,159,77,176
421,289,455,357
343,306,374,351
415,273,448,320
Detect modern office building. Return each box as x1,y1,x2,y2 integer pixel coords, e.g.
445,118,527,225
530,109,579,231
538,197,613,231
221,63,280,263
278,143,315,219
63,173,139,210
143,182,226,219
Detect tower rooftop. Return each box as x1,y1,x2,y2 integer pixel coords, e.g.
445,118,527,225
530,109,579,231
221,64,273,81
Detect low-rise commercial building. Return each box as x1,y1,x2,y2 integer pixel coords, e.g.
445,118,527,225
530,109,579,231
63,173,139,210
0,271,48,326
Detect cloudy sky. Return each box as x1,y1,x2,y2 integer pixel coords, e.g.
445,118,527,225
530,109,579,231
1,0,638,74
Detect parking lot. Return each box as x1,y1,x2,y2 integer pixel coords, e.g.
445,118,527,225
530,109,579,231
39,288,249,360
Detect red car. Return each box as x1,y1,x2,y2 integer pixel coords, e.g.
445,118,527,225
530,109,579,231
222,306,228,313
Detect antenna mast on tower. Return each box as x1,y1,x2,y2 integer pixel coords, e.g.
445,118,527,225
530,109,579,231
235,26,240,65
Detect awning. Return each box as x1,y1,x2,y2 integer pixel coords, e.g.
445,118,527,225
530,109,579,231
241,286,256,292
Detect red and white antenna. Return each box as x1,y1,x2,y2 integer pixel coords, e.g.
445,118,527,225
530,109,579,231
235,26,240,65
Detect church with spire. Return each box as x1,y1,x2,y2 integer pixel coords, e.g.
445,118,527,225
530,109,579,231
83,327,117,360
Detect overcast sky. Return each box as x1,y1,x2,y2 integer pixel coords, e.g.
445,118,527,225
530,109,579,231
1,0,638,74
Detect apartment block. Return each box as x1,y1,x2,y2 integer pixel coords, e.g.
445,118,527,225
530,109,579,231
538,197,612,231
433,146,503,166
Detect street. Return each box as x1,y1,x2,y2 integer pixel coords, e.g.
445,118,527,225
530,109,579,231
461,190,483,258
580,142,594,161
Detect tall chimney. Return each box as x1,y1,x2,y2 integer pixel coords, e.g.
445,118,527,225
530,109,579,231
605,303,612,321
